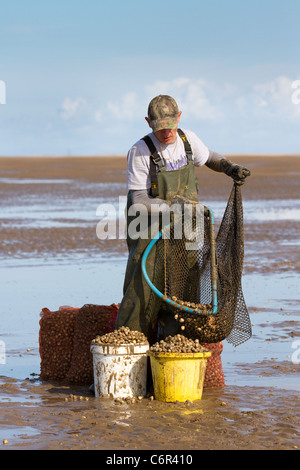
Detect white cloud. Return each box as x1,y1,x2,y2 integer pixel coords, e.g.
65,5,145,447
107,92,141,120
56,75,300,153
94,110,102,122
252,76,300,119
60,97,87,120
145,77,223,121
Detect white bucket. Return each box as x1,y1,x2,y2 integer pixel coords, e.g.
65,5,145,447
90,342,149,399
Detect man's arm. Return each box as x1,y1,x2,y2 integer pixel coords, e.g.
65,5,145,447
129,189,170,214
205,150,251,185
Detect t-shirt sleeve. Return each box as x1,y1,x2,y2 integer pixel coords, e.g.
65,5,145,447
127,140,151,190
184,129,210,167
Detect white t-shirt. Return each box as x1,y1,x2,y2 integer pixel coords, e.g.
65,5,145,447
127,129,209,190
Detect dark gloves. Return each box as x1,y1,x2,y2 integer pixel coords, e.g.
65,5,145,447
205,152,251,185
222,160,251,185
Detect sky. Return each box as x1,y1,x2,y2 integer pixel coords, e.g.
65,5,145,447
0,0,300,156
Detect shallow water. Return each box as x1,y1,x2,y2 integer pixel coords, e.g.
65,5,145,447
0,255,299,391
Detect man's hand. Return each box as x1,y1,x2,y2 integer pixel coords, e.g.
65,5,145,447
230,164,251,185
224,162,251,185
205,153,251,185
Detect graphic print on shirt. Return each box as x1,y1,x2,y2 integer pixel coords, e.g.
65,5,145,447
164,153,188,171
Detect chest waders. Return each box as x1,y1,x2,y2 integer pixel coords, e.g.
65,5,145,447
116,130,199,341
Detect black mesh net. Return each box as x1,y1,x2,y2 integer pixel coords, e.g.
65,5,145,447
154,184,252,346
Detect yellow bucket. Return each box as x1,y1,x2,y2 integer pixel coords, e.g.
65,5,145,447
147,350,211,402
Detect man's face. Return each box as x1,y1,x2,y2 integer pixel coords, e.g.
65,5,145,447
154,127,178,145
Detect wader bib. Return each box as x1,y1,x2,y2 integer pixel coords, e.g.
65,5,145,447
116,129,199,341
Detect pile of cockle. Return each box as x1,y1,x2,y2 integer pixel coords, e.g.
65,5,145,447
92,326,148,345
150,334,209,354
171,296,212,314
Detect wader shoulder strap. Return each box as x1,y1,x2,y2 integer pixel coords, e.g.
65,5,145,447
177,128,193,161
141,135,164,197
141,130,193,197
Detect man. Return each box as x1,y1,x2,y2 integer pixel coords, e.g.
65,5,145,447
116,95,250,341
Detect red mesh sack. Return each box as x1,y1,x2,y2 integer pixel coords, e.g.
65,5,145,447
39,306,79,381
201,342,225,388
107,304,119,332
64,304,119,384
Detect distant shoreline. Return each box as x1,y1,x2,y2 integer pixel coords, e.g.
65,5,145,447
0,153,299,159
0,154,127,159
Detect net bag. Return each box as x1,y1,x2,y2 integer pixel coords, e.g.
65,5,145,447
39,304,119,384
143,184,252,347
39,306,79,381
202,342,225,387
65,304,119,384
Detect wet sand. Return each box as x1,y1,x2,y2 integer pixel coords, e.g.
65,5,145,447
0,154,299,450
0,376,299,450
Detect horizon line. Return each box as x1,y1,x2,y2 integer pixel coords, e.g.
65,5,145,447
0,153,299,158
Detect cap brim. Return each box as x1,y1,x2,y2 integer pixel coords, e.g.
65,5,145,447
150,117,178,132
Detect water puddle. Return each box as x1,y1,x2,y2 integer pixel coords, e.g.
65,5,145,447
0,178,74,184
207,198,300,222
1,425,40,442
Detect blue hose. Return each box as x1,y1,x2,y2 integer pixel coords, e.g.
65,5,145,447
141,211,218,315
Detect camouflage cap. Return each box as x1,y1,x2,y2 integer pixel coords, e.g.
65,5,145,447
147,95,179,132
